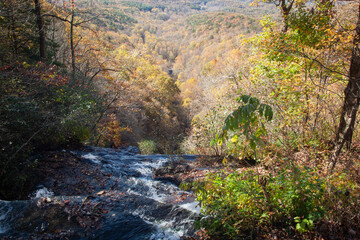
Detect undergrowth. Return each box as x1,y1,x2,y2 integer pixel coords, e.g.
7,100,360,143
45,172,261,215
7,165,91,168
183,163,360,239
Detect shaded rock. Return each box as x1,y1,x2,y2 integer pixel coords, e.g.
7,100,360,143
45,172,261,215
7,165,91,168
154,176,181,185
154,160,193,185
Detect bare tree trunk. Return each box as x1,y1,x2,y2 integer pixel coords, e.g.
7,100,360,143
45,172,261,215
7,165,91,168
329,4,360,173
34,0,46,61
70,13,75,78
70,0,76,78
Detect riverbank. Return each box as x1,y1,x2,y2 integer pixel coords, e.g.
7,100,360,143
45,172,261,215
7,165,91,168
154,151,360,240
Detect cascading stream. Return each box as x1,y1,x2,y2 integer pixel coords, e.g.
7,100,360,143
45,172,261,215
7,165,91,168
0,147,200,239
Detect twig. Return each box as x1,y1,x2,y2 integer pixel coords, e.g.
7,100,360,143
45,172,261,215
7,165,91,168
9,127,44,161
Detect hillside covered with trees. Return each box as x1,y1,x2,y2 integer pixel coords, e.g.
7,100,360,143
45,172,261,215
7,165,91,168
0,0,359,239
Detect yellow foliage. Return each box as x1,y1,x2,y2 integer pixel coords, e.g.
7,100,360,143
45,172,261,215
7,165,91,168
182,97,191,107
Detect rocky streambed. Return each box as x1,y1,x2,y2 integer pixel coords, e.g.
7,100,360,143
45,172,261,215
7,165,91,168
0,147,203,240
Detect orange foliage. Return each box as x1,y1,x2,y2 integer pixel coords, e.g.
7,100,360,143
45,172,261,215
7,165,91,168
97,114,131,148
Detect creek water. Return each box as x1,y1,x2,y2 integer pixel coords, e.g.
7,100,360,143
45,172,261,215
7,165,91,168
0,147,200,239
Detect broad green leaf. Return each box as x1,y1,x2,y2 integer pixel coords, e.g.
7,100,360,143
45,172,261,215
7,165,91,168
249,97,259,107
264,105,273,121
250,139,256,150
240,95,251,104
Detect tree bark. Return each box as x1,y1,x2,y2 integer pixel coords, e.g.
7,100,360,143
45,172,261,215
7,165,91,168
274,0,294,33
70,0,76,78
70,13,76,78
329,4,360,173
280,0,293,32
34,0,46,61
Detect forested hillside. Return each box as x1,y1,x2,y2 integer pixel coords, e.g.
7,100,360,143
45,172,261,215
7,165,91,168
1,0,359,239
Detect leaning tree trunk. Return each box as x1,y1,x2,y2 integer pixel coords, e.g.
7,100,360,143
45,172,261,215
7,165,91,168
329,4,360,173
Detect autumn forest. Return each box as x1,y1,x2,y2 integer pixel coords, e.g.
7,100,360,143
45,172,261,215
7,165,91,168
1,0,360,239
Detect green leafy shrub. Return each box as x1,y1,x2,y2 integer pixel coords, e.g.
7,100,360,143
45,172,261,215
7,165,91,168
138,140,157,155
189,170,266,239
220,94,273,154
189,166,329,239
268,167,326,233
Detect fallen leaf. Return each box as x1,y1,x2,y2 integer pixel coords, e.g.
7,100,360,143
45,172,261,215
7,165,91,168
96,190,106,195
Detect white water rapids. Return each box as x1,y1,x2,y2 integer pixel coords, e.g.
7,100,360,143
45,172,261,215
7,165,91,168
0,146,201,239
